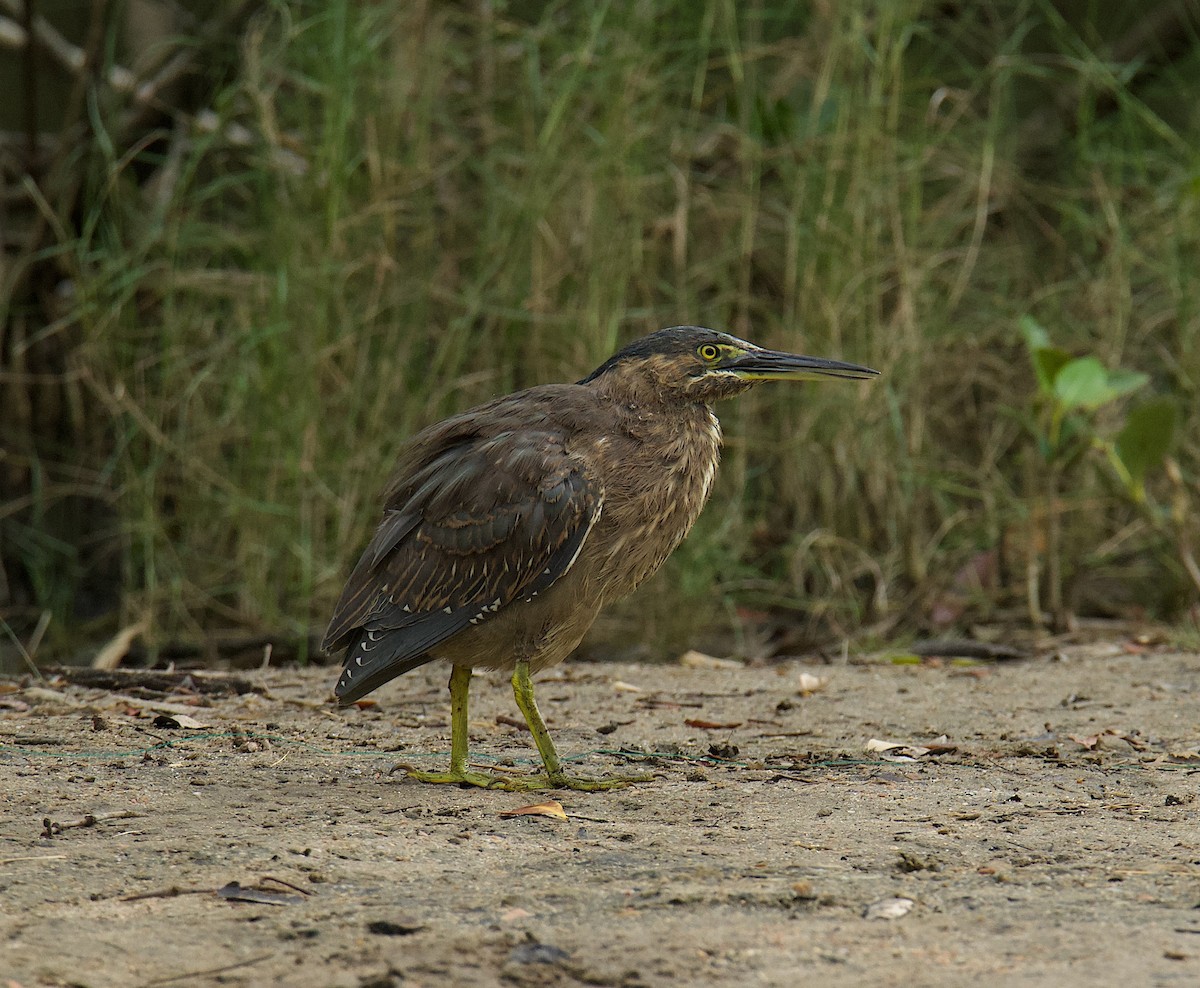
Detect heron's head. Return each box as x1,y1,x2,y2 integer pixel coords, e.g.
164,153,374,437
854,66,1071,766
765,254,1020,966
580,326,879,404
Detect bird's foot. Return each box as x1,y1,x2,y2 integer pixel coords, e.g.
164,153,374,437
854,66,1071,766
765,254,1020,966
497,769,657,792
390,763,654,791
390,763,515,789
544,770,655,792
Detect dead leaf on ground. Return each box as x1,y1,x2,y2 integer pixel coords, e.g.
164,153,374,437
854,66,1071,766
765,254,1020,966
866,736,957,761
216,881,306,906
152,713,209,729
366,919,423,936
499,800,567,821
864,896,915,920
684,718,743,730
1067,729,1146,751
107,696,208,718
678,650,744,670
21,687,84,708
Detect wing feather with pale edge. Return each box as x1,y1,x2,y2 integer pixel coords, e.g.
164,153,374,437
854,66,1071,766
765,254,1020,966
325,427,601,702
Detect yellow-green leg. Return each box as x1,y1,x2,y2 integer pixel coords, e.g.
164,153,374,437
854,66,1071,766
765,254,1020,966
396,661,651,791
510,660,652,791
398,665,507,788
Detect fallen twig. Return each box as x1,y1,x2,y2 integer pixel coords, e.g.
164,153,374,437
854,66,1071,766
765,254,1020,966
42,666,264,697
0,854,68,865
121,886,213,903
259,875,312,896
909,639,1028,661
41,810,140,838
142,953,275,986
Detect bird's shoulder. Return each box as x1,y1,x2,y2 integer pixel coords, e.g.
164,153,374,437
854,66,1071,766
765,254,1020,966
381,384,606,505
402,383,604,445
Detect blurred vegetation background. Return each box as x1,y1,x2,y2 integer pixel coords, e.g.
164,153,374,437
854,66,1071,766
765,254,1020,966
1,0,1198,671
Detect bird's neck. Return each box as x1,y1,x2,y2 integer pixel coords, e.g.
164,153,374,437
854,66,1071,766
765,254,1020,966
591,370,703,414
580,393,722,599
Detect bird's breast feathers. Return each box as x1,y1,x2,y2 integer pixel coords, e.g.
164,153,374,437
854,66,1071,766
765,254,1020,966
581,404,722,597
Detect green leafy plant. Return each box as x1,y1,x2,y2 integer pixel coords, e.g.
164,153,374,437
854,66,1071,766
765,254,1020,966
1022,317,1176,501
1020,317,1186,625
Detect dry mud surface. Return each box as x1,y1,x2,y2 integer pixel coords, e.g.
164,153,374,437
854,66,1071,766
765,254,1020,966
2,646,1199,987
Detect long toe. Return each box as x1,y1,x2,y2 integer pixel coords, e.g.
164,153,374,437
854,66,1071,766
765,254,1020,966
393,764,510,789
409,769,553,791
545,771,656,791
397,768,656,791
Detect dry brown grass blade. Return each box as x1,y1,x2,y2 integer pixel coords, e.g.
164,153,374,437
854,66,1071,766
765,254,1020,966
91,620,148,670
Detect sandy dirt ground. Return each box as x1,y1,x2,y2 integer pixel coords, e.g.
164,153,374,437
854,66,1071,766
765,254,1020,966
2,643,1199,987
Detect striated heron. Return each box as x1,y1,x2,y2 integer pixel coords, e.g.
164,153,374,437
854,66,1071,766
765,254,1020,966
324,326,878,790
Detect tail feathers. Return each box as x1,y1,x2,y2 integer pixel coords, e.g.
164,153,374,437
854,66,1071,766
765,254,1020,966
334,630,438,703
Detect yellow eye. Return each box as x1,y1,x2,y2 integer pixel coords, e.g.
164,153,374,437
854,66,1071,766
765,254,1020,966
698,344,720,361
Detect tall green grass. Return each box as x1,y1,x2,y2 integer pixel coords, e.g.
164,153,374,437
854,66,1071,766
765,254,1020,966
6,0,1199,661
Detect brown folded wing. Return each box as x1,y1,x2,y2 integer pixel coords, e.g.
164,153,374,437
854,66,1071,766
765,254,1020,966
325,425,600,701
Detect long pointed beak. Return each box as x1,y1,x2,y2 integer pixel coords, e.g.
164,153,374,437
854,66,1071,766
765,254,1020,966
728,349,880,382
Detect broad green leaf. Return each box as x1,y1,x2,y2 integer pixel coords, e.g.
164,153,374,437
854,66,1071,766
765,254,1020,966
1104,367,1149,401
1019,316,1049,351
1053,357,1147,410
1031,346,1073,394
1019,317,1073,393
1052,356,1110,410
1115,397,1176,488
